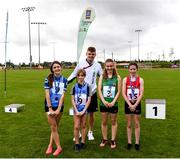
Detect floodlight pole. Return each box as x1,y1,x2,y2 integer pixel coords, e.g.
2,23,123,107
128,41,132,62
31,22,46,65
22,7,35,68
135,29,142,65
4,11,9,96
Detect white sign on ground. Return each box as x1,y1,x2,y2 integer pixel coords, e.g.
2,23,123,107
69,107,74,116
4,104,25,113
145,99,166,119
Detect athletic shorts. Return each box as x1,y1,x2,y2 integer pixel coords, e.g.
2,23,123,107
87,92,98,113
45,105,64,112
100,105,118,114
73,109,87,115
44,99,64,112
125,101,141,115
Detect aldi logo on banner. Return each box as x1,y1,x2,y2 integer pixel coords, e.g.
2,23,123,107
86,10,91,19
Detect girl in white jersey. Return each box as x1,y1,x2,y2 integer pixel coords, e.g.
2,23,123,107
122,62,144,151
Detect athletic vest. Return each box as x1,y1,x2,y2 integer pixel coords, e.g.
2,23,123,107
74,83,88,112
100,76,118,107
126,76,140,101
49,76,67,107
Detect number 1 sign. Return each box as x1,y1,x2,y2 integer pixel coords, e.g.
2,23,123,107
145,99,166,119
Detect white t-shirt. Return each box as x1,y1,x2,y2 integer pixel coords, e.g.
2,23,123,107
68,60,103,94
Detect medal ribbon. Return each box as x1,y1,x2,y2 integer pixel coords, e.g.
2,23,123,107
130,76,136,100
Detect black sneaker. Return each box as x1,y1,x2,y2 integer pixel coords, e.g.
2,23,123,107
74,144,80,152
80,143,86,149
127,143,132,150
135,144,140,151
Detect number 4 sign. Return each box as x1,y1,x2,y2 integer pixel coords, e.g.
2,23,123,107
145,99,166,119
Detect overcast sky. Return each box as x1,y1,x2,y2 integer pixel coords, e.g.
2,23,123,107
0,0,180,64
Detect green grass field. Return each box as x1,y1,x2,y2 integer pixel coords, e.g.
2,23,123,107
0,68,180,158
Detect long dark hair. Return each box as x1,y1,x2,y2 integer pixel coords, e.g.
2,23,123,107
103,59,118,79
47,61,62,88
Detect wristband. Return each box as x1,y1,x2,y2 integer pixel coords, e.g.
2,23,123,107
48,106,52,108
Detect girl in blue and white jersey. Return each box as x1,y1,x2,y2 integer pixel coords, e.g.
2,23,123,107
71,69,91,151
44,61,67,156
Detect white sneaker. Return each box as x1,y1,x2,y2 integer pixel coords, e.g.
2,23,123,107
87,131,94,140
79,132,82,138
73,132,82,141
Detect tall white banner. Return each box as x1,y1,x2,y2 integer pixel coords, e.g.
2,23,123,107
77,7,95,62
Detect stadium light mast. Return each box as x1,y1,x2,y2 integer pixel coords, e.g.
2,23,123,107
128,41,132,62
31,22,46,65
135,29,142,65
22,6,35,68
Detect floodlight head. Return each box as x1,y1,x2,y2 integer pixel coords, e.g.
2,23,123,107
135,29,142,32
31,22,47,24
22,7,36,12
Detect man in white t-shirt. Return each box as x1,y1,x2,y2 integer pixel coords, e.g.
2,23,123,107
68,46,103,140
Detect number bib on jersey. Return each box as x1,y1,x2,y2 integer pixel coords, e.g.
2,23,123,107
75,93,87,112
51,82,65,107
127,88,140,101
103,86,116,98
75,93,87,106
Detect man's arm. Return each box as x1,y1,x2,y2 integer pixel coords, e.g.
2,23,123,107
67,65,79,84
98,63,103,77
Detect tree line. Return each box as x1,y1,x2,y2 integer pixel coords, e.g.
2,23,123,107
0,60,179,69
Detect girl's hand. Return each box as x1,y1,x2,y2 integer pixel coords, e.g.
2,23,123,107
103,101,109,107
54,109,60,116
79,112,83,116
80,109,86,116
108,101,115,107
75,109,79,115
76,112,81,116
129,105,136,112
79,111,84,116
48,109,55,116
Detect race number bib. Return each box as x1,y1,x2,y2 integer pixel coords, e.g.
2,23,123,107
52,82,64,95
59,82,65,94
103,86,116,98
127,88,140,100
75,93,87,106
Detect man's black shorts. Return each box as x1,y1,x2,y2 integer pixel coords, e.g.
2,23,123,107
87,92,98,113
